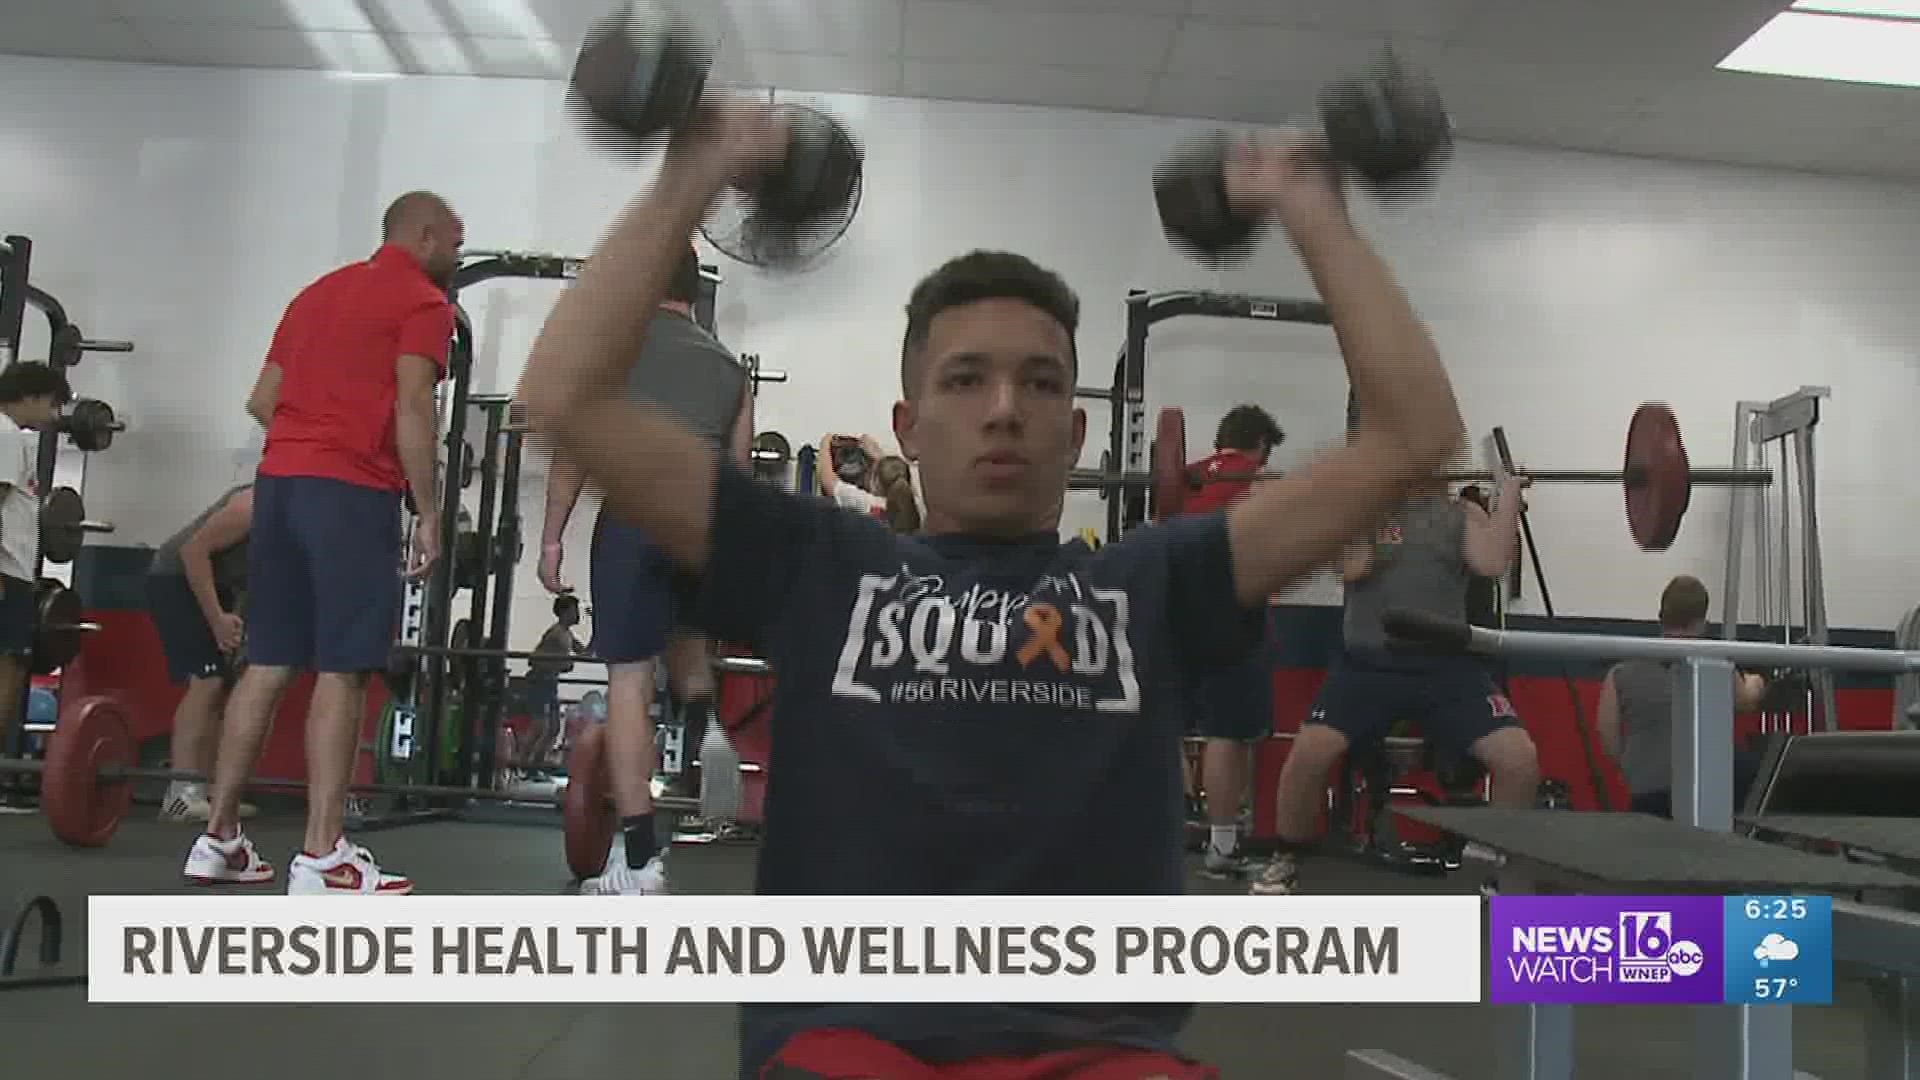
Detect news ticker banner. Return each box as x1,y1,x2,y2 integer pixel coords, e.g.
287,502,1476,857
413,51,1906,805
1490,895,1833,1005
86,894,1832,1005
89,895,1482,1004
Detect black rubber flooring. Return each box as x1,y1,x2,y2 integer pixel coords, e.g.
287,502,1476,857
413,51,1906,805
0,808,1881,1079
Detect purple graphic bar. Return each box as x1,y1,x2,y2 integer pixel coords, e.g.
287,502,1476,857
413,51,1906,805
1489,896,1725,1004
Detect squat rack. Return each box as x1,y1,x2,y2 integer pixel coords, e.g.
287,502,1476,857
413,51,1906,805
0,236,133,762
379,251,726,820
1083,289,1330,542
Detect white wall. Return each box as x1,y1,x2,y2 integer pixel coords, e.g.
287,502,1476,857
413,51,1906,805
6,53,1920,658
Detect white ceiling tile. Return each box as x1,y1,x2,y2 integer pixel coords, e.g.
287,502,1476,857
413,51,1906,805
1445,0,1783,77
721,0,903,56
0,12,152,60
1165,20,1439,84
904,60,1153,111
904,1,1173,70
362,0,557,40
387,33,488,77
107,0,377,32
714,50,904,96
458,34,571,78
126,21,342,69
1148,75,1328,126
1187,0,1492,43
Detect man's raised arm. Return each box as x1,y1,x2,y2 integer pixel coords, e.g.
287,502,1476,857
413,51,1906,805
1224,138,1466,606
517,104,789,572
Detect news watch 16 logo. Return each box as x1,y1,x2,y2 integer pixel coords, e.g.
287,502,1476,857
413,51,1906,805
1489,896,1725,1005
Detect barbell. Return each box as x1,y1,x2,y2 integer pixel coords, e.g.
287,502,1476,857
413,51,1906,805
1069,403,1770,551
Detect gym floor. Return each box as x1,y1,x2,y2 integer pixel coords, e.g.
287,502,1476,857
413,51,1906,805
0,811,1877,1080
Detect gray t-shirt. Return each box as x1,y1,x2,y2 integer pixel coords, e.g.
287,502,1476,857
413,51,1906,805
627,308,748,449
1343,493,1469,656
149,483,250,601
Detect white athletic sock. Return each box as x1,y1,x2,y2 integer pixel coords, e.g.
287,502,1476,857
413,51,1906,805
1209,825,1238,857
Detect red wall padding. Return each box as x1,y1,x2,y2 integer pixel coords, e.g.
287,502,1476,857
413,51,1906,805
63,608,387,786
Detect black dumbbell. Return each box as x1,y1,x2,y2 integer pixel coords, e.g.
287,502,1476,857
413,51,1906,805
1154,52,1453,266
567,3,863,230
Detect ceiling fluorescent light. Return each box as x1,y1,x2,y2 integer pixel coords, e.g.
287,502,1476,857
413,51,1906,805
1789,1,1920,17
1719,11,1920,87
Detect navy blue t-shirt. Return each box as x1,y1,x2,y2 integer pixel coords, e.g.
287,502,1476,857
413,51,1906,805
681,463,1264,1078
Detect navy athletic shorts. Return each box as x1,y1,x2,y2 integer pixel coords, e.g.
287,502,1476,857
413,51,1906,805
246,474,402,673
1307,648,1521,760
589,514,677,664
0,574,35,657
1185,635,1276,742
146,572,227,683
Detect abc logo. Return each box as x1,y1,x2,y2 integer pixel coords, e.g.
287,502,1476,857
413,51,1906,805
1666,940,1705,977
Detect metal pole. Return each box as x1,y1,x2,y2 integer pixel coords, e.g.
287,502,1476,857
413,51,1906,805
1793,426,1838,732
452,403,504,785
473,424,525,790
1721,403,1757,642
1672,656,1736,832
1387,614,1920,674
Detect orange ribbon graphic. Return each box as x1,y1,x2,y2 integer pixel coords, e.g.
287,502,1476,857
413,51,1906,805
1017,604,1072,671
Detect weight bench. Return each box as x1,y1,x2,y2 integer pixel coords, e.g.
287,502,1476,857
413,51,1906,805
1338,735,1487,875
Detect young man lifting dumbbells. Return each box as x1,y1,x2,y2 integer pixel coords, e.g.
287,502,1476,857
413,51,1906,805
1255,453,1539,897
0,362,70,740
538,242,753,896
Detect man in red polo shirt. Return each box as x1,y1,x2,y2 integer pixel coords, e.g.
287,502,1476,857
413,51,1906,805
1181,404,1284,879
182,191,461,895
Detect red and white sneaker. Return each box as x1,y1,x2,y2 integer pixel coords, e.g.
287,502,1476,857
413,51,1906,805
286,839,413,896
183,831,275,885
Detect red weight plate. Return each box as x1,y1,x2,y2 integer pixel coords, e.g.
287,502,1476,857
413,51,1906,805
42,695,134,848
562,724,615,880
1623,403,1692,551
1151,408,1189,522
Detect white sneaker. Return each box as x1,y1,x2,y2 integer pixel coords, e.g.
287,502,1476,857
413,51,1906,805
580,834,667,896
287,838,414,895
182,831,275,885
158,782,256,822
1249,853,1299,896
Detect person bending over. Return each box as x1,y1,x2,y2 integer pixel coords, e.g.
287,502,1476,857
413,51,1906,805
515,98,1464,1080
522,593,588,774
148,482,256,822
183,191,460,894
538,242,753,896
1179,404,1284,880
0,362,68,740
1255,459,1537,897
1596,574,1767,818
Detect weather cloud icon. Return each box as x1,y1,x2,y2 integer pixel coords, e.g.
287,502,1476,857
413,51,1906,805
1755,933,1800,965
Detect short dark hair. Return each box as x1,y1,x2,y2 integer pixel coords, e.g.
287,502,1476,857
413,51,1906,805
0,362,72,406
900,251,1080,397
1659,575,1710,629
553,594,580,618
666,245,703,306
1215,404,1283,453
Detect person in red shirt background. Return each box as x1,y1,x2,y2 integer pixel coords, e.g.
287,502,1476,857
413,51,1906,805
182,191,461,896
1180,403,1285,880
